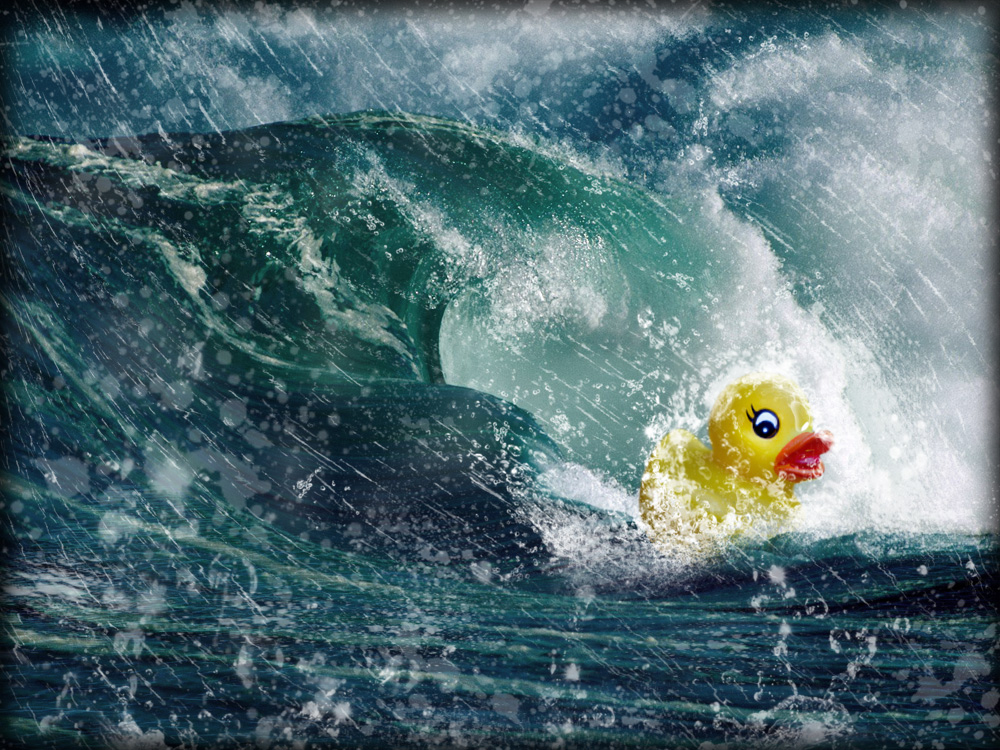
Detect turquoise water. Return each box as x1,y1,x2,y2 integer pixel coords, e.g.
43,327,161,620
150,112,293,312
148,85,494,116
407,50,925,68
2,4,997,749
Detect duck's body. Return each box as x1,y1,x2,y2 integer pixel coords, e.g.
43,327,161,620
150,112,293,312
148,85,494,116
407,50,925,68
640,373,833,549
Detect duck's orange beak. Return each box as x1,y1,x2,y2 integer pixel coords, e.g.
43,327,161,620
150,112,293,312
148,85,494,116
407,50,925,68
775,430,834,482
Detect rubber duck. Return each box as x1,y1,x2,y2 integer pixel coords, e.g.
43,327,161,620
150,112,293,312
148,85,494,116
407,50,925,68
639,372,833,548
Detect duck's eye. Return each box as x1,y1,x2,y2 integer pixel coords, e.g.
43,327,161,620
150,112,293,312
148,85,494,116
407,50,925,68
747,407,779,439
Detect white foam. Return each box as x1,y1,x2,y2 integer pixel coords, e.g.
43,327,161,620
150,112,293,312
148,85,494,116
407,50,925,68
710,33,874,109
538,462,636,517
478,227,620,344
700,19,996,534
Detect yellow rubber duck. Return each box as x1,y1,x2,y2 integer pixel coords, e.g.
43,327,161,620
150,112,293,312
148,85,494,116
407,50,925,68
640,372,833,549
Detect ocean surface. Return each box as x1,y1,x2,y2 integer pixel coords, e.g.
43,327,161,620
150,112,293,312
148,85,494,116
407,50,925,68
1,3,997,748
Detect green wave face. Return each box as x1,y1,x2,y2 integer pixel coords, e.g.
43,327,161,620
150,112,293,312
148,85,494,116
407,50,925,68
5,112,735,490
7,114,618,569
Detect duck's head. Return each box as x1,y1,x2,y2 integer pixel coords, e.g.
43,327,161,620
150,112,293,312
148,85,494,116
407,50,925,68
707,372,834,485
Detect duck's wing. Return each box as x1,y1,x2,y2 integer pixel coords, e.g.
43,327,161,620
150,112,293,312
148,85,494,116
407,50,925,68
640,430,709,526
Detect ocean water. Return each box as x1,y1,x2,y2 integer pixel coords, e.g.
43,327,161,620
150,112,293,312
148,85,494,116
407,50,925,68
1,3,997,748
